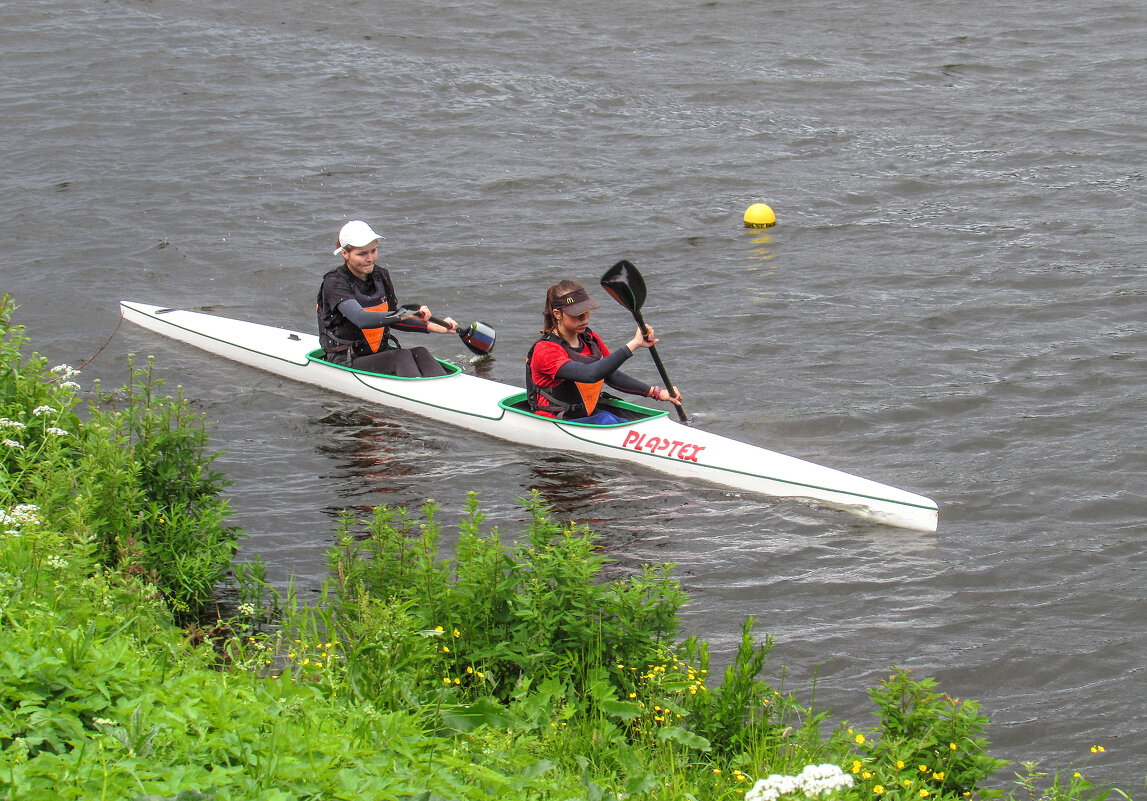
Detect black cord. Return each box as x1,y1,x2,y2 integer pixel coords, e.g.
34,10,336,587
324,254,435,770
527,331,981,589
76,314,124,371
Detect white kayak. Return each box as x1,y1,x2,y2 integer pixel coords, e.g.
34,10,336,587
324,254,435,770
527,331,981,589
119,301,939,532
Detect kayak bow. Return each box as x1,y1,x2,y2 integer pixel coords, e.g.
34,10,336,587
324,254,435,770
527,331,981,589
119,301,939,532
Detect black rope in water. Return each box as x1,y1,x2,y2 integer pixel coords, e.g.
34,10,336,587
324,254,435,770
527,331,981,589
76,314,124,371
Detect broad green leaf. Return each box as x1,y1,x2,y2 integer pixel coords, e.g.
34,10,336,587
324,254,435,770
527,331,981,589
656,726,711,751
600,699,642,721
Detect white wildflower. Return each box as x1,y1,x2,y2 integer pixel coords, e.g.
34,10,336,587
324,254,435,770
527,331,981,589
3,439,24,450
33,406,56,416
797,763,853,797
0,505,41,528
60,381,81,391
51,364,80,379
46,427,69,436
0,418,26,430
46,555,69,570
745,764,853,801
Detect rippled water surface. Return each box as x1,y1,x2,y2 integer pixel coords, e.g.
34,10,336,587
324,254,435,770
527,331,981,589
3,0,1145,786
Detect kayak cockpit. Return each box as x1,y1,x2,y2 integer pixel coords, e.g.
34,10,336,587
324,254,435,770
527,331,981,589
498,392,668,425
305,349,462,378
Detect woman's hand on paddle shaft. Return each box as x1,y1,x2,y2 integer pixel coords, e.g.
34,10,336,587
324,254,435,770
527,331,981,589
410,304,457,333
627,325,657,352
627,327,684,405
430,316,458,334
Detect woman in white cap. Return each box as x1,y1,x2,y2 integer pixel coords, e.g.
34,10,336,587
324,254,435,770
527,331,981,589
317,220,458,377
525,279,682,424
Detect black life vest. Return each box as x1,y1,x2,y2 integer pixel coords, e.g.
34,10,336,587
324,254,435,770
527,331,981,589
525,331,606,419
316,265,399,362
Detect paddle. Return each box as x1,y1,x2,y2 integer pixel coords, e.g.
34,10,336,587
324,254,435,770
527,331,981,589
399,305,496,356
600,260,688,423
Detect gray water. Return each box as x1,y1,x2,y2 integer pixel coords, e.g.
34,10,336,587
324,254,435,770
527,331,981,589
3,0,1145,788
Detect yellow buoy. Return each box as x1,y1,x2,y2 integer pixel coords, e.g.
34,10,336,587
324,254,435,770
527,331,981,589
744,203,776,228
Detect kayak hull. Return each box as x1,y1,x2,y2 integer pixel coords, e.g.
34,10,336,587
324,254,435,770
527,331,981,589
119,302,939,532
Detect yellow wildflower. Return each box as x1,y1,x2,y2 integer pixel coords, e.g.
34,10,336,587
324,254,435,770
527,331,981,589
874,786,885,795
856,733,866,745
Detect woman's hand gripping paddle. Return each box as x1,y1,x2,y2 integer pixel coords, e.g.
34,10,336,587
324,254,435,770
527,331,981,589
399,305,496,356
600,260,688,423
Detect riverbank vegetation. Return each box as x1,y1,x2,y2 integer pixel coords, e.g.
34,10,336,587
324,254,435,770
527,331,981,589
1,296,1131,800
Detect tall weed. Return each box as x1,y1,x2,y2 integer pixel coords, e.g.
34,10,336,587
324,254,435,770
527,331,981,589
329,491,686,707
1,297,239,621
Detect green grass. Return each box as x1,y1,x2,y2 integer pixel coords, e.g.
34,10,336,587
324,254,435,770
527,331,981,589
1,294,1135,801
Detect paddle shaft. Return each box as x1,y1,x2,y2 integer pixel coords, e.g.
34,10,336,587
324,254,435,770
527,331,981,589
631,308,688,423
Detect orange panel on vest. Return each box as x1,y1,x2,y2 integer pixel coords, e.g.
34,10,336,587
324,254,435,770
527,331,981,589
576,380,604,416
361,301,390,353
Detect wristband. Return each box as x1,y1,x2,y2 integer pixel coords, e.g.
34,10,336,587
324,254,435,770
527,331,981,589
648,386,662,400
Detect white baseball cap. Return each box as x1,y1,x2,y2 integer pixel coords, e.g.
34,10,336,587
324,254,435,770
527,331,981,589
333,220,383,255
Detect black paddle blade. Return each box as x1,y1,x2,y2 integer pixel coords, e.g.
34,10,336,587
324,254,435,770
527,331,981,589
459,321,495,356
600,259,647,312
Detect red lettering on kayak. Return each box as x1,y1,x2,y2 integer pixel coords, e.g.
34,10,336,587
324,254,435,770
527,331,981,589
621,434,704,461
681,444,706,463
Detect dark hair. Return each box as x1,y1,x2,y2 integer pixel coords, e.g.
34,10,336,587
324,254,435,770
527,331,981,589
542,279,584,334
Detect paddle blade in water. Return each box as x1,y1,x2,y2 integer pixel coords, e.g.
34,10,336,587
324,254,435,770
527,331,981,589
460,321,496,355
601,259,647,312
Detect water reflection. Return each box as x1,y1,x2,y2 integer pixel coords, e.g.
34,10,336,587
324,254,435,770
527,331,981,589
314,409,420,504
744,232,776,264
525,453,615,510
